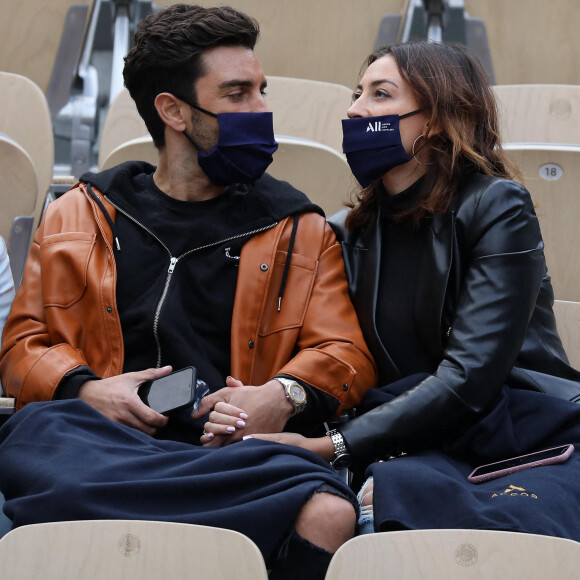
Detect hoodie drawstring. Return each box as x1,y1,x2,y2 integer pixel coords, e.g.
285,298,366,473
277,215,299,312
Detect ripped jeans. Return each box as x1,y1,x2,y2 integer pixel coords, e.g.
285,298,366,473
357,476,374,534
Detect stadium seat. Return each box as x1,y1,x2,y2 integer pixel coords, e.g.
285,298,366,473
0,71,54,206
464,0,580,85
266,76,352,154
0,135,38,244
494,84,580,145
0,520,269,579
0,1,93,95
503,144,580,301
98,88,148,170
99,135,158,172
0,134,38,288
553,300,580,370
324,529,580,580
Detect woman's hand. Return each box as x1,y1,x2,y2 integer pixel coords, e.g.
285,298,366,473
195,376,295,446
198,400,248,445
245,433,335,462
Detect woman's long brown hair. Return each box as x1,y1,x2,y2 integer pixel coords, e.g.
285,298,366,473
346,41,522,231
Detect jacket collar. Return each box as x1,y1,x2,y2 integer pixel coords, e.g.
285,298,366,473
347,213,398,380
414,210,455,354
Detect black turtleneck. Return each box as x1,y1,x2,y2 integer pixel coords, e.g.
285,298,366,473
376,177,436,377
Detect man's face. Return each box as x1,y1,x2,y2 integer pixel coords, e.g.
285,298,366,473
189,45,269,151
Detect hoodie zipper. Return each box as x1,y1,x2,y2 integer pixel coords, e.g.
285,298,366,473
105,196,278,367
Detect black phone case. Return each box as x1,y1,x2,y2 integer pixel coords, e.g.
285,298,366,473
138,366,197,415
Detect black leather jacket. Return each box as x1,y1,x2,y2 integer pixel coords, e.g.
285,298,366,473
330,173,580,462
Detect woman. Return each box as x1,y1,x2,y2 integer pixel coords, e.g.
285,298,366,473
204,41,580,540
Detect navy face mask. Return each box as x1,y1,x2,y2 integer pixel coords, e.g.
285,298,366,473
342,109,423,188
183,101,278,186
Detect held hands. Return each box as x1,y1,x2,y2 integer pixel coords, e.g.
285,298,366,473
192,376,294,446
77,366,172,435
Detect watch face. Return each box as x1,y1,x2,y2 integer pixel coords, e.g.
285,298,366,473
290,383,306,404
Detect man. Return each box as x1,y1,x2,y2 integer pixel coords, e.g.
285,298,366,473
0,4,375,578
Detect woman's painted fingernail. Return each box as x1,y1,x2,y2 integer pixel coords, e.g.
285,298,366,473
226,426,236,433
236,420,246,428
240,413,248,419
206,432,214,440
243,435,253,440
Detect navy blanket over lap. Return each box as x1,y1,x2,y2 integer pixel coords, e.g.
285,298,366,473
0,400,356,562
369,386,580,539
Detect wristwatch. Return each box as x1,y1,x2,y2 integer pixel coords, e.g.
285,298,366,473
327,429,351,469
275,377,307,416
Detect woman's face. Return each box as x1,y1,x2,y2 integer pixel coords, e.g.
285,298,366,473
347,54,429,159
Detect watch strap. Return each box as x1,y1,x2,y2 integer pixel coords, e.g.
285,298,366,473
327,428,350,467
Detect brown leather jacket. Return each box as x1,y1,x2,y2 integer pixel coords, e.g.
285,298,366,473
0,183,376,414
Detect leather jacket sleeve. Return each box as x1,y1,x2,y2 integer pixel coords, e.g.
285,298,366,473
0,188,121,407
0,232,82,404
0,216,95,405
340,178,546,461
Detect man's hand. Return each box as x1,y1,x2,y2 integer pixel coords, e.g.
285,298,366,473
192,377,295,446
78,366,172,435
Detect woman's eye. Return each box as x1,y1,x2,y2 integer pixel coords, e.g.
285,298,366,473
375,90,391,99
351,92,361,103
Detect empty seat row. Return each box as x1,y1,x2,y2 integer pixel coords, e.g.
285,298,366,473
0,520,579,579
3,0,580,94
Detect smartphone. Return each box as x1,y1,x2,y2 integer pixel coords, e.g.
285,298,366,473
138,366,198,415
467,444,574,484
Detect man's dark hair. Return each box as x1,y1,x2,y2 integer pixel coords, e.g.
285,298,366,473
123,4,260,148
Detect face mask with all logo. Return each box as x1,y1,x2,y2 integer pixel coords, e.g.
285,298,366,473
341,109,423,188
182,101,279,186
